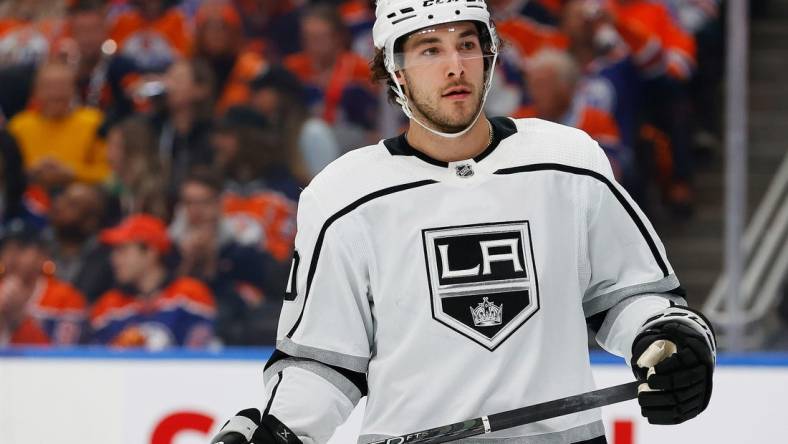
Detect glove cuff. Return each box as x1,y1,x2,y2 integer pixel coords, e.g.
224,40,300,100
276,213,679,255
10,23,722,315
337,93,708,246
635,305,717,364
259,414,303,444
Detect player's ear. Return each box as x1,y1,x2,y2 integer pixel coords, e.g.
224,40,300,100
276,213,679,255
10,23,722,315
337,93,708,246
395,70,406,86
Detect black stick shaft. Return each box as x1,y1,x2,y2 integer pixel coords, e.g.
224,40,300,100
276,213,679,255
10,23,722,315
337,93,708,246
368,381,640,444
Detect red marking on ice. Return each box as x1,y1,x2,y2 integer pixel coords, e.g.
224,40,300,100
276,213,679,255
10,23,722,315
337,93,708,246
613,419,634,444
151,411,214,444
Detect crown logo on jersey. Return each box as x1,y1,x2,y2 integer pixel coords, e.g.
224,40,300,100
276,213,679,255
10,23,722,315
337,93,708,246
470,297,503,327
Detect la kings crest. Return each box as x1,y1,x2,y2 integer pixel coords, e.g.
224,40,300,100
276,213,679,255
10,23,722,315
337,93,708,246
422,221,540,351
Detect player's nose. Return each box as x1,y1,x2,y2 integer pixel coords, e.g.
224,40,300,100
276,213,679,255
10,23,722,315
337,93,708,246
445,50,465,78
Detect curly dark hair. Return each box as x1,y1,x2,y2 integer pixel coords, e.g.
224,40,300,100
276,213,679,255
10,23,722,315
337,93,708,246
369,47,400,105
369,21,503,105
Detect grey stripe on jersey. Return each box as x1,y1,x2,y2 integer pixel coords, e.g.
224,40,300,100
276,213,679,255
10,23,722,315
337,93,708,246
277,337,369,373
595,292,687,346
264,357,364,404
583,274,681,317
358,420,605,444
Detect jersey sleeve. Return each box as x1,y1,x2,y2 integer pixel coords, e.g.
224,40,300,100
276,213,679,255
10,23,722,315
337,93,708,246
580,142,686,358
264,186,372,443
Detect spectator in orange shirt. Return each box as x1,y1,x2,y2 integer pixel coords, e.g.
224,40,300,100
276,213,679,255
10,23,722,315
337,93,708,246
90,214,216,349
169,169,279,345
616,0,696,82
211,106,298,264
109,0,191,72
193,0,267,115
8,62,110,191
616,0,698,214
0,0,66,65
285,4,379,150
0,221,86,347
517,49,631,181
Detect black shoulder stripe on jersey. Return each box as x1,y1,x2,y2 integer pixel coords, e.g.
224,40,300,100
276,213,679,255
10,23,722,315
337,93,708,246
264,371,284,415
286,179,438,338
493,163,669,277
265,348,369,396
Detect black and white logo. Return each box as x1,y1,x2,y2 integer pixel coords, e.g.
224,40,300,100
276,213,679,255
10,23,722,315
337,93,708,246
455,163,474,178
422,221,540,350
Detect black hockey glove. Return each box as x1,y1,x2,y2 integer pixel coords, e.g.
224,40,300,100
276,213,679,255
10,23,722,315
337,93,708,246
630,320,714,425
211,408,302,444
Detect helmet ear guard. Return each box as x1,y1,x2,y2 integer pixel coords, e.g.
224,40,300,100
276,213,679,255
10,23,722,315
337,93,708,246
372,0,499,138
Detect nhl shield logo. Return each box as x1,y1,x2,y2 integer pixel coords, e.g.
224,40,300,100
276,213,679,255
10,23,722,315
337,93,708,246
455,163,474,177
422,221,540,350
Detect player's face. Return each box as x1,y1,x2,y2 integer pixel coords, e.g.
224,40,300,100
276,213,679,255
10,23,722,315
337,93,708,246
398,22,487,133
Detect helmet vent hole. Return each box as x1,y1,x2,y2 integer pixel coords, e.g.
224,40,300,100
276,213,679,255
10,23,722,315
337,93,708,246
455,10,461,15
428,14,434,19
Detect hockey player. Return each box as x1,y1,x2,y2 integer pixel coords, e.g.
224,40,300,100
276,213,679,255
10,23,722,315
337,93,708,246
213,1,715,443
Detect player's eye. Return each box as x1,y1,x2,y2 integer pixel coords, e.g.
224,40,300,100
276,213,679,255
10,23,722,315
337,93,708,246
458,40,480,53
421,47,440,56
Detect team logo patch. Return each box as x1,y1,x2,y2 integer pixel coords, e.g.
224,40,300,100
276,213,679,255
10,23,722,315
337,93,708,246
422,221,540,350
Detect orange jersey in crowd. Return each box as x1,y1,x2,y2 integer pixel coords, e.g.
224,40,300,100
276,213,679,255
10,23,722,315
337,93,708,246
616,0,696,80
284,51,373,124
496,15,567,66
109,7,191,71
222,192,297,263
8,106,110,184
1,276,86,346
90,277,216,349
215,50,267,115
0,17,65,64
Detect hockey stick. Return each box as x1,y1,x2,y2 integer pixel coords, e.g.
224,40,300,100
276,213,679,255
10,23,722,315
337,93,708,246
368,380,640,444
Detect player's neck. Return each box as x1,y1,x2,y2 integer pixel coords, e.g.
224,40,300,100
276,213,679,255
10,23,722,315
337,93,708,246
406,116,492,163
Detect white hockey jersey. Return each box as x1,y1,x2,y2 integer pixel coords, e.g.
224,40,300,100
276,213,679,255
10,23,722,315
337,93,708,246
263,117,686,444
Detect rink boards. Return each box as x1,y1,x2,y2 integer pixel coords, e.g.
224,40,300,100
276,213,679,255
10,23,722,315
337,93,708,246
0,348,786,444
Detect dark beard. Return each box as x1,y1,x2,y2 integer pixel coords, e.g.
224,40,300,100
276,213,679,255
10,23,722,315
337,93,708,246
411,97,480,133
403,75,484,133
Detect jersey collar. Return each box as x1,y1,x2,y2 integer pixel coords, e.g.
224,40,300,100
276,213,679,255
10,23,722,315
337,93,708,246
384,116,517,168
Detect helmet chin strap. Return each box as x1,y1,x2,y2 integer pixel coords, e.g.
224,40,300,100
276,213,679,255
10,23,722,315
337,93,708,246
388,52,498,140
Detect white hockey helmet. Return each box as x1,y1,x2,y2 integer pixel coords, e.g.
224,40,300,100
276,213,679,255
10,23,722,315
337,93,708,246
372,0,499,138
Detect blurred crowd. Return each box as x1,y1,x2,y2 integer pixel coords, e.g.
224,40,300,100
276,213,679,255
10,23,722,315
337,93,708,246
0,0,724,349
